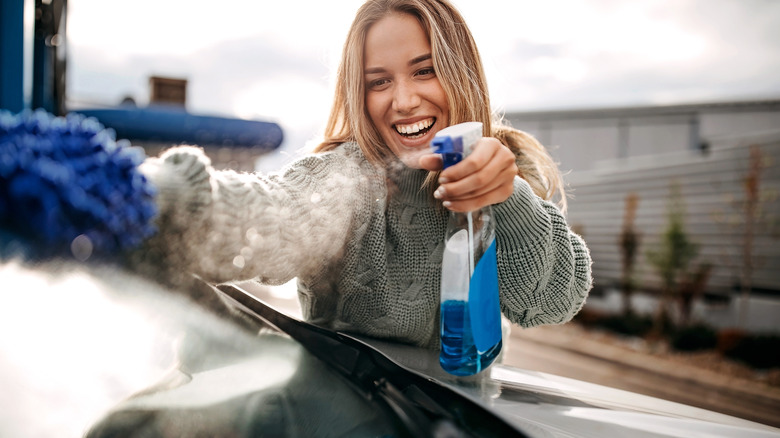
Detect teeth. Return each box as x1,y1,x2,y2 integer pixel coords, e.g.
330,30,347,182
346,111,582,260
395,118,434,135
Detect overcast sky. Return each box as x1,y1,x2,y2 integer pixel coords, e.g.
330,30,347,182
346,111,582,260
66,0,780,157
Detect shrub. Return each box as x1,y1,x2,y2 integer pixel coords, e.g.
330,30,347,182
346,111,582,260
671,324,718,351
573,308,607,327
600,313,654,337
724,334,780,369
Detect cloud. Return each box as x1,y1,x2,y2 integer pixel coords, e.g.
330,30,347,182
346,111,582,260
67,0,780,130
69,34,331,115
479,0,780,112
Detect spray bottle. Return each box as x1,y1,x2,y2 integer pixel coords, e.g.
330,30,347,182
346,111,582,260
431,122,502,376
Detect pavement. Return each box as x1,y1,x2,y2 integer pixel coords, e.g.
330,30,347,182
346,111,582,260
507,324,780,428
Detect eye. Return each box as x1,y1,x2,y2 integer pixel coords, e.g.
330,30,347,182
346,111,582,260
415,67,436,78
367,77,390,90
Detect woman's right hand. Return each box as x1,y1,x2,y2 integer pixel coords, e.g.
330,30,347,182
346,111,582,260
419,137,518,212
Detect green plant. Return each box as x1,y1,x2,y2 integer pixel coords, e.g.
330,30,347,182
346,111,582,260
646,182,701,333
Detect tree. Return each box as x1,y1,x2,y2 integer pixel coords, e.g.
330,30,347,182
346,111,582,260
712,145,777,328
738,146,763,326
618,192,641,316
646,182,699,333
677,263,712,327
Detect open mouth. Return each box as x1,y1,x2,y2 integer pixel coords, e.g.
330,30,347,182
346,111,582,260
394,117,435,139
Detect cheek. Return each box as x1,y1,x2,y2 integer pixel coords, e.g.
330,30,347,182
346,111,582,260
431,83,448,112
365,94,386,128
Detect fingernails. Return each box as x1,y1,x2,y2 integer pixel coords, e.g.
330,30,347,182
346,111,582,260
438,176,449,184
442,201,452,208
434,187,445,199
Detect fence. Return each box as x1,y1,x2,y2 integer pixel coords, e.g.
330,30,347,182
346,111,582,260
565,132,780,329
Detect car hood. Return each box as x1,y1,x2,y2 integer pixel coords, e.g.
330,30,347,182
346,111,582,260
350,334,779,438
2,262,778,438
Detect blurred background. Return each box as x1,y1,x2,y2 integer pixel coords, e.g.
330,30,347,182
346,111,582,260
2,0,779,431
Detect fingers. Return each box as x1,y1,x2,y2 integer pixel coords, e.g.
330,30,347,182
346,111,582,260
434,138,517,212
435,169,515,212
417,153,443,172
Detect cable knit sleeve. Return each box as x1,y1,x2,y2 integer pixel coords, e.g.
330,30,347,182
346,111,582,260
134,144,372,286
493,176,592,327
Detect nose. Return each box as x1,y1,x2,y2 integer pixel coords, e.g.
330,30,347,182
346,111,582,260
392,79,421,114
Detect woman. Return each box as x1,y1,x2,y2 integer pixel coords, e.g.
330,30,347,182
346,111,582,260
138,0,592,349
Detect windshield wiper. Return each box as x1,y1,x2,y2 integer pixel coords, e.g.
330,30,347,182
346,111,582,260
215,283,529,438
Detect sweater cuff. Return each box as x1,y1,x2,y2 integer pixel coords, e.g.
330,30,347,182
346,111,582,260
493,176,551,249
141,146,214,230
132,146,215,287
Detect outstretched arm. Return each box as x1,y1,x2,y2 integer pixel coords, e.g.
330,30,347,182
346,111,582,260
133,146,368,287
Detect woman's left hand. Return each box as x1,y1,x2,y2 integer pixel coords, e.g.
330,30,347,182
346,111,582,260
418,137,518,212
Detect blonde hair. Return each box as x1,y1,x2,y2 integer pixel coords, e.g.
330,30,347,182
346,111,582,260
315,0,565,209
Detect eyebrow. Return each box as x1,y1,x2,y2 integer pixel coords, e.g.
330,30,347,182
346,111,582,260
364,53,433,75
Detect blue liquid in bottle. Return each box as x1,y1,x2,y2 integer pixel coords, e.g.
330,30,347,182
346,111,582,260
433,122,503,377
440,300,502,376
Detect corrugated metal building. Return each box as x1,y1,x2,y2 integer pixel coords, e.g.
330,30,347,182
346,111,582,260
505,100,780,330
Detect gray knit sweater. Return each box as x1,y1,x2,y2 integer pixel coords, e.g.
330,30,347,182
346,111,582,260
140,142,592,348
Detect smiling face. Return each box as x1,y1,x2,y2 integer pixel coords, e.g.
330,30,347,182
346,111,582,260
363,12,449,169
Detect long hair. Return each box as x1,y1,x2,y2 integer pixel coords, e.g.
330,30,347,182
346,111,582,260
315,0,565,208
